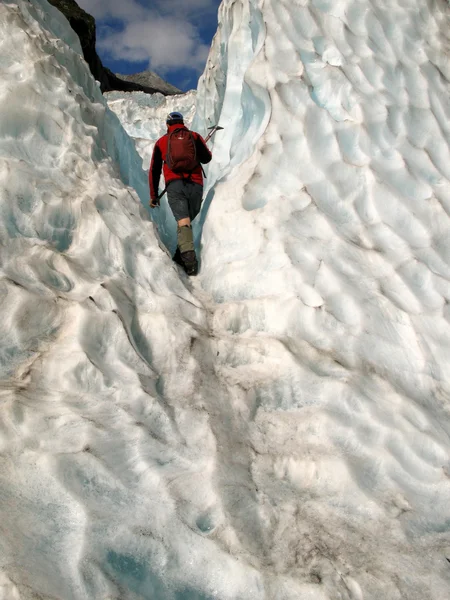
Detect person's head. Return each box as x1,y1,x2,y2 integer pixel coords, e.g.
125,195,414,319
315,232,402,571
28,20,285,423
166,111,184,126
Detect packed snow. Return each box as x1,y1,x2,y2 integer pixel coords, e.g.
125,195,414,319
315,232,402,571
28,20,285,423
1,0,450,599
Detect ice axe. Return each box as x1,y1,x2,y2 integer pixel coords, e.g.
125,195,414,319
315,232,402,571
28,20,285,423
154,124,224,203
205,124,224,143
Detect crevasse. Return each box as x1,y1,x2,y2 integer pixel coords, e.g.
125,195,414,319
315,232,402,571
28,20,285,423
1,0,450,599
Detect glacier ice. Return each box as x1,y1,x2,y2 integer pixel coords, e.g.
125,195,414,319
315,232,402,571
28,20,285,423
194,0,450,598
1,0,450,599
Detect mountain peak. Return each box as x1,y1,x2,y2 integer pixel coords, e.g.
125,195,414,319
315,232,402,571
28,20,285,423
116,71,181,96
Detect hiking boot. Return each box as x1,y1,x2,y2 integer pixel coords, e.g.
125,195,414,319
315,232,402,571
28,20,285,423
181,250,198,276
172,247,184,267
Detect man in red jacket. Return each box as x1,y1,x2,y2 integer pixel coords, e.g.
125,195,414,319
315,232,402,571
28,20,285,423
149,111,212,275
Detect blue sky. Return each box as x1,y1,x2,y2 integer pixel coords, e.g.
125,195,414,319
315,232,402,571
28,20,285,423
76,0,221,92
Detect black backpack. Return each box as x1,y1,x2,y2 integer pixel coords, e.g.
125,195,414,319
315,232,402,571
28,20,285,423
166,128,198,173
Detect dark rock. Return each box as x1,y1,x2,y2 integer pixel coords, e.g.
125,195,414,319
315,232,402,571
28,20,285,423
47,0,178,96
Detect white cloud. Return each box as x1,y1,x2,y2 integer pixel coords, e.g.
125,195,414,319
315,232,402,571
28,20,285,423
98,17,210,72
76,0,217,74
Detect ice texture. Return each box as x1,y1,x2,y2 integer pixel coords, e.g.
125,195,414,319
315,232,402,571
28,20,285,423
0,0,450,599
193,0,450,598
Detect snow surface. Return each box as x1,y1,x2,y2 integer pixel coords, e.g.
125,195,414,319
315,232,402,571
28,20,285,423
1,0,450,599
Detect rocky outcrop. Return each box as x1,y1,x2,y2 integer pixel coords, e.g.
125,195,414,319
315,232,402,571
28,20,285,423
116,71,181,95
47,0,178,95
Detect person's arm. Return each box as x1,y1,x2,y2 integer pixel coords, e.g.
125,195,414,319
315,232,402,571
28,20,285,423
195,133,212,164
149,141,163,206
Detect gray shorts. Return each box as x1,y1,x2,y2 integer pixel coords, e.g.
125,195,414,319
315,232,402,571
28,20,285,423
166,179,203,222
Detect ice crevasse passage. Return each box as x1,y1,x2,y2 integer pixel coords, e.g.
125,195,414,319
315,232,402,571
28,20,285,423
0,0,450,599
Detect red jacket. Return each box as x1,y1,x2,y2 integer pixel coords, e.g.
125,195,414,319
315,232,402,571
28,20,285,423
149,124,212,200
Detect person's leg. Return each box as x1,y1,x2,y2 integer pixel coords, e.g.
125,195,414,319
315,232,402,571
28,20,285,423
187,182,204,222
176,183,203,274
178,183,204,275
167,180,189,225
176,219,194,254
167,181,197,274
177,221,197,275
172,183,203,275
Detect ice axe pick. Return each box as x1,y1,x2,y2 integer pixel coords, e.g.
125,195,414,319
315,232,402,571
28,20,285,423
205,124,224,143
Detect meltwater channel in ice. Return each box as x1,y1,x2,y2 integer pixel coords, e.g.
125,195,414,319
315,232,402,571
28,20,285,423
1,0,450,599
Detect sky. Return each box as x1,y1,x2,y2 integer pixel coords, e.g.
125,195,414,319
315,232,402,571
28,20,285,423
76,0,221,92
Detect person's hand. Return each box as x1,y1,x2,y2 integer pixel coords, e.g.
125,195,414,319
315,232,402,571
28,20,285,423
150,197,160,208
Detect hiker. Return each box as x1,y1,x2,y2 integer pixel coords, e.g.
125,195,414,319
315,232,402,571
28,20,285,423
149,111,212,276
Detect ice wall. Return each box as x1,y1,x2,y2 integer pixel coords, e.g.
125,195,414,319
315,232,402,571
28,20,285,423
193,0,450,598
0,2,264,599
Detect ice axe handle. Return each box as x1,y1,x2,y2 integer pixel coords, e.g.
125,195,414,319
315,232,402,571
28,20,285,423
205,125,224,143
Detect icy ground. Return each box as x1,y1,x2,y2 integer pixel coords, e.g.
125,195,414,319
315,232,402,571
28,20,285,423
1,0,450,599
